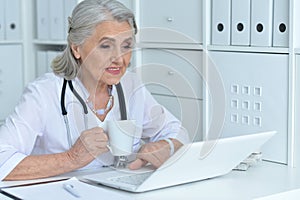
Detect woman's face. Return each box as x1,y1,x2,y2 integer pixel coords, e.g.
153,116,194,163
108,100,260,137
72,20,134,87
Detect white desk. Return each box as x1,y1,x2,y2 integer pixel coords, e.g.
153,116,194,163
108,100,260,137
1,161,300,199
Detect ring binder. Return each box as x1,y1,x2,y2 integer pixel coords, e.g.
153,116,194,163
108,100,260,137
273,0,289,47
0,0,5,40
49,0,64,40
211,0,231,45
231,0,251,46
5,0,21,40
36,0,49,40
250,0,273,47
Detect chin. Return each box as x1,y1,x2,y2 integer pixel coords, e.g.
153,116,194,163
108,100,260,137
107,78,121,86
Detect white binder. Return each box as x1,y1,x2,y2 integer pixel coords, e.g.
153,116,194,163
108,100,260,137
36,0,49,40
273,0,289,47
231,0,251,46
250,0,273,47
36,51,48,77
211,0,231,45
0,0,5,40
63,0,78,40
47,51,61,73
5,0,21,40
49,0,64,40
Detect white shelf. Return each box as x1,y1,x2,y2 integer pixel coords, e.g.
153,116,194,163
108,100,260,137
0,40,23,45
33,40,67,46
294,48,300,54
207,45,289,54
137,42,203,50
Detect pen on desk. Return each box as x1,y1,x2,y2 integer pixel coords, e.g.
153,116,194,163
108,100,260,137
63,183,81,198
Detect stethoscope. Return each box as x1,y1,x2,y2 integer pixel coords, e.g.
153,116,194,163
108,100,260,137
60,78,127,148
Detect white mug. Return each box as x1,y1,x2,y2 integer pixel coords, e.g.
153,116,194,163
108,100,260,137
107,120,139,156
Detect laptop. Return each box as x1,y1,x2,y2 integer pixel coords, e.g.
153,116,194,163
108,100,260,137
82,131,276,193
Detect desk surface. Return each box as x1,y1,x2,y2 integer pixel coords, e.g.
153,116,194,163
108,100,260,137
1,161,300,200
82,161,300,200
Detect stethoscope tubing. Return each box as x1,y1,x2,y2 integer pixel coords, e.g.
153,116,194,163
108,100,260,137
60,78,127,147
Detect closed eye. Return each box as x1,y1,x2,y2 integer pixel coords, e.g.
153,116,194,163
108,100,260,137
100,44,111,49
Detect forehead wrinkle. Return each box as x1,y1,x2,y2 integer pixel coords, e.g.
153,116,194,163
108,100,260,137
94,21,133,37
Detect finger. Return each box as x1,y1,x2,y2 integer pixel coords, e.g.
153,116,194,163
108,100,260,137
80,127,105,140
95,133,108,142
93,127,105,132
128,158,147,170
82,134,107,145
140,149,169,168
95,142,110,150
84,126,103,133
142,153,162,168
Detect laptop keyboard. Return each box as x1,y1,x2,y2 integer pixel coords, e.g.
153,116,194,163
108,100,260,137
108,172,152,187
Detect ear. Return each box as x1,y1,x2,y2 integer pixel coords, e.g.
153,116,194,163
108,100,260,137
70,44,81,59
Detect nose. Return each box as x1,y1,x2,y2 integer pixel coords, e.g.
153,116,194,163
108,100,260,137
110,48,123,65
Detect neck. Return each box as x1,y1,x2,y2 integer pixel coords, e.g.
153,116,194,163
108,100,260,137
84,81,113,118
77,73,108,97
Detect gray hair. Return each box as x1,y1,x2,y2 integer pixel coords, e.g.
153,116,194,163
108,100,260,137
51,0,137,80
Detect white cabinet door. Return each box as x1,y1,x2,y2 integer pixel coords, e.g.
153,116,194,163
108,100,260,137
0,45,23,120
152,94,203,142
294,55,300,167
139,0,203,44
138,49,203,99
135,48,204,142
209,51,288,164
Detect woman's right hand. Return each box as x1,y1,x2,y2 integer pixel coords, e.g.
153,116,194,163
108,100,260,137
66,127,109,168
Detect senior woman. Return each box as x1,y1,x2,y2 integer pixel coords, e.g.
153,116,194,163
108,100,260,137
0,0,189,181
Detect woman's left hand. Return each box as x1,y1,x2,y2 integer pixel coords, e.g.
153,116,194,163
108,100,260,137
128,139,182,170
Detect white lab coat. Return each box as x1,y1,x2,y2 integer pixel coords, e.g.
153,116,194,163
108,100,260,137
0,72,189,180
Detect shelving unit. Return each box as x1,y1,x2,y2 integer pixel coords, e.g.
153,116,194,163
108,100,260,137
133,0,297,166
0,0,34,123
0,0,299,166
289,0,300,168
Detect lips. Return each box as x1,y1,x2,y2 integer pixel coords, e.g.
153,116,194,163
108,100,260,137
106,67,121,75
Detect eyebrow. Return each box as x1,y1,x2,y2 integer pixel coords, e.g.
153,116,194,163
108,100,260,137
99,37,115,43
98,36,133,43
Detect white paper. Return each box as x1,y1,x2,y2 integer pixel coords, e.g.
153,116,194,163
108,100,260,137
0,192,14,200
0,167,109,189
3,177,133,200
0,176,68,189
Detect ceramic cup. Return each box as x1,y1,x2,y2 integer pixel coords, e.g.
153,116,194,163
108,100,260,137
107,120,139,156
